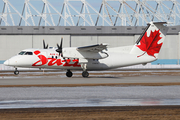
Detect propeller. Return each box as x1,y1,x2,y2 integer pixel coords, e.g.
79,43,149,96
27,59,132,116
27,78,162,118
56,37,63,55
43,39,48,49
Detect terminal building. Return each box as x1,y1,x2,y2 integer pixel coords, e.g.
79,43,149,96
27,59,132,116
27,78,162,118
0,0,180,69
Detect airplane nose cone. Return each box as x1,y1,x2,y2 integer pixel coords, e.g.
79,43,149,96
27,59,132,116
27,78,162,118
4,60,9,66
4,57,18,66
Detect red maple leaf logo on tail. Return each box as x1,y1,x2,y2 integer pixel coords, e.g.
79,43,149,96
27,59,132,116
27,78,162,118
136,30,162,58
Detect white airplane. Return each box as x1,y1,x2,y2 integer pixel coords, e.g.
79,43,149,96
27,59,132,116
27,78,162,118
4,22,168,77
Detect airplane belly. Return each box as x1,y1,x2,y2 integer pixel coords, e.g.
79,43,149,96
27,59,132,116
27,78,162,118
86,59,109,70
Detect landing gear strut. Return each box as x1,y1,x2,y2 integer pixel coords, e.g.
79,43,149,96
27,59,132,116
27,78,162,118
81,63,89,78
14,68,19,75
66,70,73,77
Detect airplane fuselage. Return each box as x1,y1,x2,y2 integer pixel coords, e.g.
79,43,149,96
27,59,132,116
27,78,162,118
4,46,156,71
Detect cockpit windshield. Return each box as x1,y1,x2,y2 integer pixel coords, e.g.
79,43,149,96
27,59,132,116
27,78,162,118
18,51,33,55
25,52,33,55
18,51,26,55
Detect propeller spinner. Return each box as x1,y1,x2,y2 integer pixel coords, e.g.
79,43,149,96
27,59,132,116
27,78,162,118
56,37,63,55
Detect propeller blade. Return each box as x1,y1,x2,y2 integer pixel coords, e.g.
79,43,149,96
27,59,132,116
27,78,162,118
56,37,63,55
43,39,48,49
57,43,60,49
46,44,48,49
43,39,46,49
60,37,63,49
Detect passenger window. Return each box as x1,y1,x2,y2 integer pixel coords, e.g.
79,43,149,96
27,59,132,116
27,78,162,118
52,56,54,59
55,56,57,59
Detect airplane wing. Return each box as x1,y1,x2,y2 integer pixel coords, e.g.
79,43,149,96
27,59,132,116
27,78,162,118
62,43,109,60
77,43,108,52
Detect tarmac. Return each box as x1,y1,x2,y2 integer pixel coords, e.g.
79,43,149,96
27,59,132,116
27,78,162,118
0,70,180,86
0,69,180,119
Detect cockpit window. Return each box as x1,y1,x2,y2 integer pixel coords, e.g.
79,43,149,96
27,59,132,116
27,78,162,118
18,51,26,55
18,51,33,55
25,52,33,55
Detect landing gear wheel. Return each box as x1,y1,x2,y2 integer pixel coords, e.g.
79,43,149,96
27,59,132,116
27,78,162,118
14,70,19,75
66,70,73,77
82,71,89,78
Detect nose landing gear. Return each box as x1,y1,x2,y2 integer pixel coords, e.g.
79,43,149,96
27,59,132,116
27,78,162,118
14,68,19,75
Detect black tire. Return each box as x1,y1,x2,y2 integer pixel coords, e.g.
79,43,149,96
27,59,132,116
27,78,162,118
82,71,89,78
66,71,73,77
14,70,19,75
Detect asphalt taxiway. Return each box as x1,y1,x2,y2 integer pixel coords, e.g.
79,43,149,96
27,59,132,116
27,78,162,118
0,76,180,86
0,70,180,86
0,70,180,109
0,85,180,109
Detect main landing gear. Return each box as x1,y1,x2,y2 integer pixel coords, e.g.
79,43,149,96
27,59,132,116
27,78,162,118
66,70,73,77
81,63,89,78
14,68,19,75
82,71,89,78
65,70,89,78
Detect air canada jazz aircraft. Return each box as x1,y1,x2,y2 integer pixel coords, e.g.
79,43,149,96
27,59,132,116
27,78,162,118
4,22,168,77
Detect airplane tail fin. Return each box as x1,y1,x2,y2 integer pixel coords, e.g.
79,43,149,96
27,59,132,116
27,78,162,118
130,22,169,59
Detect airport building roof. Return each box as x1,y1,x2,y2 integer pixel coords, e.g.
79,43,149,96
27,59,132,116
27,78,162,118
0,26,180,35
